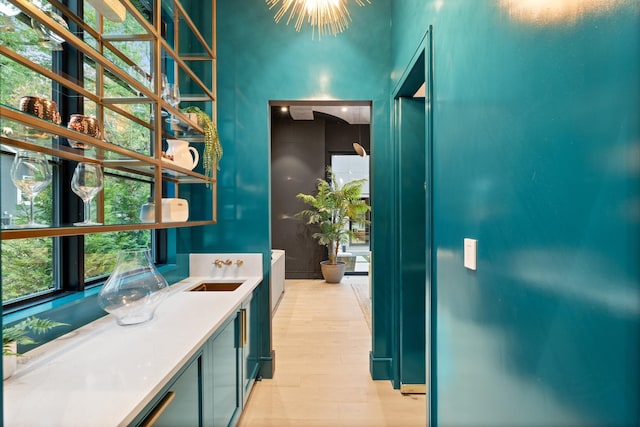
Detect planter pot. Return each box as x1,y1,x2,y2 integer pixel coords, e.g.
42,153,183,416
3,341,17,380
320,261,347,283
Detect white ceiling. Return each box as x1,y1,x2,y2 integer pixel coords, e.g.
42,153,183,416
289,105,370,124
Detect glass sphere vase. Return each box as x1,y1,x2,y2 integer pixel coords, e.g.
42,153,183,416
98,249,169,326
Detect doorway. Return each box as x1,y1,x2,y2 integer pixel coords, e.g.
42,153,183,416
330,154,370,275
269,100,372,280
393,39,431,394
397,95,426,391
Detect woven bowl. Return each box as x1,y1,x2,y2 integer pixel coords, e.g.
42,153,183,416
18,96,61,125
67,114,100,149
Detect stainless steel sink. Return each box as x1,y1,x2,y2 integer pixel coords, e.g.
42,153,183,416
187,281,243,292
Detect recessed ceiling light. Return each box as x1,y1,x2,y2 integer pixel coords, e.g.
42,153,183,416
281,106,289,112
341,107,348,112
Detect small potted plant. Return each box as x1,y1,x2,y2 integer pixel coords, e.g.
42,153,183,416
3,316,67,379
296,168,370,283
182,106,222,187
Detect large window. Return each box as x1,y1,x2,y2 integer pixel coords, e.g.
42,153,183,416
331,154,370,274
0,1,158,307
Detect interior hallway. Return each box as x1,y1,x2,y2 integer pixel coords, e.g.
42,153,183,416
238,277,426,426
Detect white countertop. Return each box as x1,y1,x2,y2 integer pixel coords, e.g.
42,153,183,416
3,253,263,427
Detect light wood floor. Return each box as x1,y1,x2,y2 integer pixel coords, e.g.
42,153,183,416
238,277,427,427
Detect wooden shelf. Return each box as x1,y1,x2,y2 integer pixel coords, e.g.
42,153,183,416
0,220,215,240
0,0,217,240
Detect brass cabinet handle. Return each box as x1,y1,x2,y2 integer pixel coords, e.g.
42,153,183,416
243,309,248,346
240,308,247,347
140,391,176,427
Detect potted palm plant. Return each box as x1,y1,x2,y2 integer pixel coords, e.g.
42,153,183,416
296,168,370,283
3,316,67,379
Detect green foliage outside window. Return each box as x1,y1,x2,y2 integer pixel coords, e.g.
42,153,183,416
1,183,55,302
0,2,155,304
1,239,54,301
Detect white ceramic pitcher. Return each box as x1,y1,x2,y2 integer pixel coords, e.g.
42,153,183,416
165,139,199,170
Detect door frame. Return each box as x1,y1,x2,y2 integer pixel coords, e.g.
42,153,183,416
389,25,434,417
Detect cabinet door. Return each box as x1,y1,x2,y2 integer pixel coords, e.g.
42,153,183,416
137,356,202,427
209,315,240,427
240,292,260,408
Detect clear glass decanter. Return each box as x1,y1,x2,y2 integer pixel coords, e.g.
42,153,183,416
98,249,170,326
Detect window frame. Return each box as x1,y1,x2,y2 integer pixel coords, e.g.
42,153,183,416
1,0,167,314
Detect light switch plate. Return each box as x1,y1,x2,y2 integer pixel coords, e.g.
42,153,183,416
464,238,477,270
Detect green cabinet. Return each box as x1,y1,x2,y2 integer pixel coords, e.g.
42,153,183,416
207,314,240,427
226,289,260,426
134,352,203,427
133,287,261,427
240,292,260,409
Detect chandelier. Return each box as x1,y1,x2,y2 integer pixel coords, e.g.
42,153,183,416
266,0,371,38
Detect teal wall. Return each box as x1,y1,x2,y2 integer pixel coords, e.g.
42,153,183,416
391,1,640,426
203,1,640,425
199,0,393,378
209,0,391,255
3,2,638,425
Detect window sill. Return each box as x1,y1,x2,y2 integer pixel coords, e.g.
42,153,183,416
2,263,188,353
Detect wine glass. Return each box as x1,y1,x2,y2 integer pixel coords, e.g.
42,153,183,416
160,74,170,99
71,162,103,226
152,73,170,118
160,81,172,110
10,150,52,228
165,83,181,124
